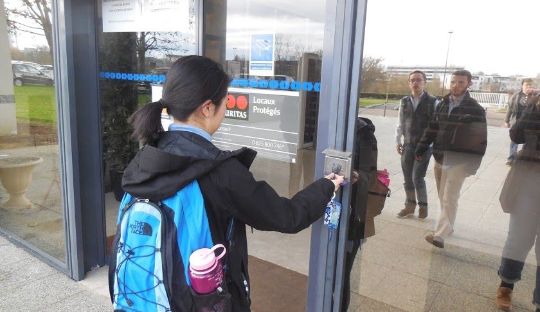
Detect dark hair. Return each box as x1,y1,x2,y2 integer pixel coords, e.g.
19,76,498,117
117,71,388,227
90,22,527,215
522,78,534,85
409,70,427,81
129,55,230,144
451,69,472,82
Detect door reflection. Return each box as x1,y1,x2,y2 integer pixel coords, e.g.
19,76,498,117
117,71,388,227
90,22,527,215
348,0,540,311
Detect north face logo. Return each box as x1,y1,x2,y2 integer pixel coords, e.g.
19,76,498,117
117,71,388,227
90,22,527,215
130,221,153,236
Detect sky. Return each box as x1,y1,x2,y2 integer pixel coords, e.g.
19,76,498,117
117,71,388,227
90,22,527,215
225,0,540,77
6,0,539,78
363,0,540,77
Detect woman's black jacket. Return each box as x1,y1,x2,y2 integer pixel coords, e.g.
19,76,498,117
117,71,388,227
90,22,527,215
121,130,335,311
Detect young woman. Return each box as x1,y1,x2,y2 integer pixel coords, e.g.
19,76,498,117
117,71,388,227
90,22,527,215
496,94,540,312
122,55,343,311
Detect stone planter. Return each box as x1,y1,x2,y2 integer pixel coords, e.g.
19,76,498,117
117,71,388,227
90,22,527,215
0,156,43,209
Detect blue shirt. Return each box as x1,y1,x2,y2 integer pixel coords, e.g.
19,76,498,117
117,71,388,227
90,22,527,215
168,123,212,142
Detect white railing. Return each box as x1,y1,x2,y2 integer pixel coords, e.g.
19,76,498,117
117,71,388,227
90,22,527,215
469,92,509,109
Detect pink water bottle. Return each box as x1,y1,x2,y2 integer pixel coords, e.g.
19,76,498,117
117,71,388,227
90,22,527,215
189,244,226,294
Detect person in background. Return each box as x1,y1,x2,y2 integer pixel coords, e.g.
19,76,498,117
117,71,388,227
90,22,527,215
122,55,344,311
395,70,437,219
415,70,487,248
504,78,536,165
495,94,540,312
341,117,378,312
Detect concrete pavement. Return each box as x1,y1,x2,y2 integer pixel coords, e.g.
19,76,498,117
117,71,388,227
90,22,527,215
0,234,110,311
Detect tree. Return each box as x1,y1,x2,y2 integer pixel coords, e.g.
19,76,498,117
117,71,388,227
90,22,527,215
135,32,193,73
360,57,387,93
6,0,52,55
100,32,138,174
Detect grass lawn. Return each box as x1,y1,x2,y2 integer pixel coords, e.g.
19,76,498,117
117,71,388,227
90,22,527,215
14,85,57,124
14,85,152,125
138,93,151,107
359,97,398,107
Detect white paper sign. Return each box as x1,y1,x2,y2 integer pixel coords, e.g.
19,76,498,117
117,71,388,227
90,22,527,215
102,0,190,33
249,33,275,76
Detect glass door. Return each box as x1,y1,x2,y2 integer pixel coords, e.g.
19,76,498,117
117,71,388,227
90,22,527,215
345,1,540,311
97,0,358,310
0,0,68,265
205,0,327,310
96,0,199,252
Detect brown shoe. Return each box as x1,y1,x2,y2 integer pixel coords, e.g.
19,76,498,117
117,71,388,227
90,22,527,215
495,287,512,311
397,206,415,218
418,207,428,219
425,233,444,248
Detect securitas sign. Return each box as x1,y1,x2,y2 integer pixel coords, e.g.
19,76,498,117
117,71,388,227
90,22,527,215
225,93,249,120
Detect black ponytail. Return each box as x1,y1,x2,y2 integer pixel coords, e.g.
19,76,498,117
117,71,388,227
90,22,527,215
162,55,230,121
129,100,166,144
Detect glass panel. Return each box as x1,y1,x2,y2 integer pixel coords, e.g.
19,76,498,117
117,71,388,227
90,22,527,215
96,0,198,250
208,1,326,310
0,0,66,261
347,1,540,311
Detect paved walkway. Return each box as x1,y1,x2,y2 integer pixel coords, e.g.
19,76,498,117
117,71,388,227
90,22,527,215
0,234,110,311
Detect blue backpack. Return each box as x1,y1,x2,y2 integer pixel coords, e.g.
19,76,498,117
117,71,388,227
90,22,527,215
108,180,232,312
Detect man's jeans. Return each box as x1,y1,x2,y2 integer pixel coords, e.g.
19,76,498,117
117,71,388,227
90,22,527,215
401,144,431,209
498,196,540,308
508,141,519,161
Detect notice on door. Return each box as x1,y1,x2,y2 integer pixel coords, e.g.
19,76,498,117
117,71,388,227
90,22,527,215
213,87,301,163
249,34,275,77
102,0,190,32
153,85,301,163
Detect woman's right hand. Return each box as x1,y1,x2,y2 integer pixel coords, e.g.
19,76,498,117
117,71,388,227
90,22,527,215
325,173,345,192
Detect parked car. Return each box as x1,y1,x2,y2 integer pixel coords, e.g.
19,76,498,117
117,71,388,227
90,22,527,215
12,61,54,86
38,65,54,80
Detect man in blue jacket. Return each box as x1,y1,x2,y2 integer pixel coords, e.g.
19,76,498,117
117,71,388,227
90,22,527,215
416,70,487,248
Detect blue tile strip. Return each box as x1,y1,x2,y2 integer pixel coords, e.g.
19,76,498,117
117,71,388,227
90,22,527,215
99,71,321,92
100,71,167,83
230,78,320,92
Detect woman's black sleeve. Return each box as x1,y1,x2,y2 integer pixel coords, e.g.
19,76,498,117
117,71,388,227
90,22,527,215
215,159,335,233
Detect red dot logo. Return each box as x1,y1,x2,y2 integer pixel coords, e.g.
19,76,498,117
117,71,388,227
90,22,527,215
226,94,236,109
225,93,249,120
236,95,248,110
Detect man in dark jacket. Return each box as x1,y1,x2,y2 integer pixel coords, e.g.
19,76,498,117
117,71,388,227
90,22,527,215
415,70,487,248
503,78,536,165
395,70,437,219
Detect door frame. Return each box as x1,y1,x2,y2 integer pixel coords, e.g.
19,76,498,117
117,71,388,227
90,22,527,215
307,0,368,311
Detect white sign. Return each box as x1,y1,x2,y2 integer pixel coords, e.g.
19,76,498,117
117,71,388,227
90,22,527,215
249,34,275,77
102,0,190,33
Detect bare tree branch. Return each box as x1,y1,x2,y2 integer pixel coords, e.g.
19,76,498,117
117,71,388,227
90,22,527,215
7,18,44,31
8,0,53,56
